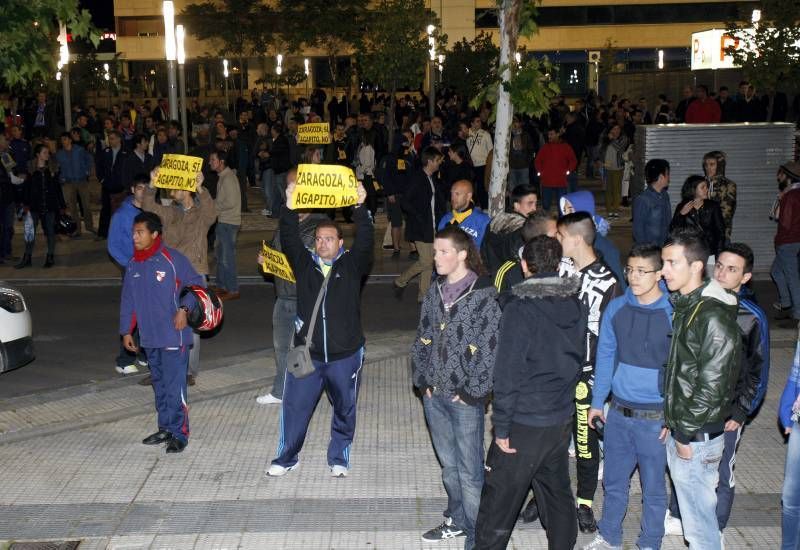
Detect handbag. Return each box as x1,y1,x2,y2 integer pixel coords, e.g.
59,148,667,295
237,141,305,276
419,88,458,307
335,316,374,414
286,269,332,379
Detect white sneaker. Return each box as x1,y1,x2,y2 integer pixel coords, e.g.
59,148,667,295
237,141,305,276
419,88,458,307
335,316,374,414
330,465,348,477
720,530,725,550
664,510,683,536
115,364,139,375
136,358,149,368
265,462,299,477
256,393,282,405
582,534,621,550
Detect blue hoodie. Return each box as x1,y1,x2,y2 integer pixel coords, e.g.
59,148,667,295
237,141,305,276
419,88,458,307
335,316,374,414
592,285,673,410
107,196,141,267
559,190,625,288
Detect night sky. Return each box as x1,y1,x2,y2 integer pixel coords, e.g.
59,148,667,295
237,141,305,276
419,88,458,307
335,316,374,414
80,0,115,30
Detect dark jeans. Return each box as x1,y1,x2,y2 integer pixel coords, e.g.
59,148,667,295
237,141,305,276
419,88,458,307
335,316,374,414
270,296,296,399
473,165,487,209
424,392,485,549
542,187,567,212
475,421,577,550
214,222,239,292
25,211,56,257
0,203,14,259
116,326,147,368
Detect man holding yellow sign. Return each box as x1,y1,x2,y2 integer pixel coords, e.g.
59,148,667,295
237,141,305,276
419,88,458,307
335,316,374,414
297,122,331,145
289,163,359,209
265,169,371,478
153,154,204,192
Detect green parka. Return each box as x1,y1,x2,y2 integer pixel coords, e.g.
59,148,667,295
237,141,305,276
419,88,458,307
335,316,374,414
664,279,741,444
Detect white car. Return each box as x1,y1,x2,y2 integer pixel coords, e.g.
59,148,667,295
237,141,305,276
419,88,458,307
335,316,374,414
0,283,34,373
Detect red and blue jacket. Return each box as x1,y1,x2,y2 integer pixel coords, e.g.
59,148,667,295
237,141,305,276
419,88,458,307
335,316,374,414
119,237,204,349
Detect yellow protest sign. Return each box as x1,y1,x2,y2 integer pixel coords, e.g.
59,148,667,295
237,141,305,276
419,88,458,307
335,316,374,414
290,163,359,209
261,241,296,283
154,154,203,192
297,123,331,145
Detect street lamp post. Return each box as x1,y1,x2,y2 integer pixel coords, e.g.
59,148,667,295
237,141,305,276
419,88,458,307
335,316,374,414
276,54,283,99
223,59,230,113
57,23,72,131
427,24,436,118
163,1,179,121
176,24,189,153
304,58,310,99
103,63,111,111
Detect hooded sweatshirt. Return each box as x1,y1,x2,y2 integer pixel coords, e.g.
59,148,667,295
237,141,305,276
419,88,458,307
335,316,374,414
559,190,625,288
592,286,673,411
492,274,587,437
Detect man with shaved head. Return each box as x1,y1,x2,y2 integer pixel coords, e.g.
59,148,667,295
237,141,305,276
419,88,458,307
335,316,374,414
437,179,491,247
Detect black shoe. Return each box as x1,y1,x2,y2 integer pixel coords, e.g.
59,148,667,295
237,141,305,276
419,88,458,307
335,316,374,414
520,498,540,524
775,308,794,320
408,250,419,260
142,429,171,445
392,282,406,301
187,374,196,386
421,518,465,541
138,375,153,386
14,254,31,269
166,436,187,453
43,254,54,268
777,318,800,329
577,504,597,533
391,249,401,258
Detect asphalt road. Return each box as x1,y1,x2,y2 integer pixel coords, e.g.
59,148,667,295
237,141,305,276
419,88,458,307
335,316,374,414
0,280,422,399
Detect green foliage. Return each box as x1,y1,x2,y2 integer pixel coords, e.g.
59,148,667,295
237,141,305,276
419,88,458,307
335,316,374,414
1,0,99,88
726,0,800,92
356,0,431,94
442,32,499,101
277,0,367,89
471,0,559,121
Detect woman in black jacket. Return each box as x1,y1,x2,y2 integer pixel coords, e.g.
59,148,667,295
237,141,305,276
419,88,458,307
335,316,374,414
15,143,65,268
670,174,725,258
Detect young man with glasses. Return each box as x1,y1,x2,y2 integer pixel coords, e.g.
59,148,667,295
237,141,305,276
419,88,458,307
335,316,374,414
583,244,672,550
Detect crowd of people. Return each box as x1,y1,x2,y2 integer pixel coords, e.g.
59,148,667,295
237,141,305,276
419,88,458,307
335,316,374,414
2,83,800,549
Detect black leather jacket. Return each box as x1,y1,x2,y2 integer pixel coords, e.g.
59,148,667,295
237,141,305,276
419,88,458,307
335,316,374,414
670,199,726,256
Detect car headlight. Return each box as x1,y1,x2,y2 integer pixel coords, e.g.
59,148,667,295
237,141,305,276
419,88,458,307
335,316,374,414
0,289,25,313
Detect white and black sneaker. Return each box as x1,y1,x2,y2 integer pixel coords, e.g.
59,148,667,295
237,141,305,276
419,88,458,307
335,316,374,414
421,517,465,541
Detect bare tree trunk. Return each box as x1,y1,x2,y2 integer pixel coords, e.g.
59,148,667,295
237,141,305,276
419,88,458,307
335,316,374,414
488,0,521,217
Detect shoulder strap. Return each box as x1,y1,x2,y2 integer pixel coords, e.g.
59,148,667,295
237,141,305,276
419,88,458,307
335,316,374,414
304,268,333,349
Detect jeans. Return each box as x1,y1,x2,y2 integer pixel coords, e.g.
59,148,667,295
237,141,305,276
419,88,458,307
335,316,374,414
25,211,56,257
0,203,14,259
567,170,579,194
666,433,724,550
214,222,239,292
271,296,296,399
261,168,275,213
423,392,484,550
473,165,487,209
508,168,529,191
783,421,800,549
586,145,600,178
272,171,287,213
598,406,666,549
772,243,800,319
475,421,577,550
541,187,567,212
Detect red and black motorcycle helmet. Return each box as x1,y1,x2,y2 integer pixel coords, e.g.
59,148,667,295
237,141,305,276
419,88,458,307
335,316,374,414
180,285,223,331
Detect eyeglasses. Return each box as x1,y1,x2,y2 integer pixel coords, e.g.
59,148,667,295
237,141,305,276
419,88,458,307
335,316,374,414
623,267,658,278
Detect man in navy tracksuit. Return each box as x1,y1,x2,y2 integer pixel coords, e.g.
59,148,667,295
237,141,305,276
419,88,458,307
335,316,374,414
120,211,205,453
266,180,372,478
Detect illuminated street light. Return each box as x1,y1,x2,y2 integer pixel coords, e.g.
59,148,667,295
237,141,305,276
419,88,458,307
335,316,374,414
426,24,436,117
752,9,761,24
658,49,664,69
276,54,283,76
223,59,229,111
163,1,179,120
58,23,71,128
176,24,189,152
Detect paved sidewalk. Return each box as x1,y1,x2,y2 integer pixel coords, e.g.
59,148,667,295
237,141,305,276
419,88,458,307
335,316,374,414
0,323,790,549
